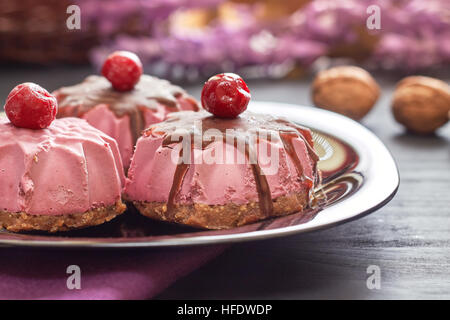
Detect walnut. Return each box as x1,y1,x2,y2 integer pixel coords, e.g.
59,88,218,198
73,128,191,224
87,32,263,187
311,66,380,120
392,76,450,134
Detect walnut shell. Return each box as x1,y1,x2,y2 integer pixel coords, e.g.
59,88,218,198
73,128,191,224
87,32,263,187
392,76,450,134
311,66,380,120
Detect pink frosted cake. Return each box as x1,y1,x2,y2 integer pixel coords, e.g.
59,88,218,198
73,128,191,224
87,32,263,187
124,110,320,229
0,117,126,232
54,75,199,169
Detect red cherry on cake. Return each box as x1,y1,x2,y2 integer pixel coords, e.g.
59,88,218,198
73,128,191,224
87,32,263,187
201,73,251,118
101,51,143,91
4,83,58,129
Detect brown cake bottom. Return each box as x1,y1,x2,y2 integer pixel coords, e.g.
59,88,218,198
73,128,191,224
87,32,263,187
0,200,126,233
132,192,309,229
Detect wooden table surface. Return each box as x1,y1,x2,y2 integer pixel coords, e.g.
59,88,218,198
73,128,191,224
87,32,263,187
1,66,449,299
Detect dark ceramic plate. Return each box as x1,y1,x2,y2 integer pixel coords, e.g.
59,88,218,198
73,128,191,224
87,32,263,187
0,102,399,248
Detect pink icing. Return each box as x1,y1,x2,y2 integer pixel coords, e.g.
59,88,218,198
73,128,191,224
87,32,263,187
124,133,314,206
0,118,125,215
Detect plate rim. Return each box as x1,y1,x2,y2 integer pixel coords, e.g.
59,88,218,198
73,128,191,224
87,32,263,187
0,102,400,249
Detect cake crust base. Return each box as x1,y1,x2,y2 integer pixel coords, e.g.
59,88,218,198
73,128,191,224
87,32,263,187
132,192,309,229
0,200,126,233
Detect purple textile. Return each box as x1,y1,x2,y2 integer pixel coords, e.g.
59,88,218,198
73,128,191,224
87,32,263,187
0,246,226,300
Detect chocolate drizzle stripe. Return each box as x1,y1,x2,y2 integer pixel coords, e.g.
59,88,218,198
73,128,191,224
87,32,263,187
128,108,145,145
166,146,191,219
279,132,305,179
245,140,274,217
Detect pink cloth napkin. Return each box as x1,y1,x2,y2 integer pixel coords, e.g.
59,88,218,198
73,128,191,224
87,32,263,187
0,246,226,300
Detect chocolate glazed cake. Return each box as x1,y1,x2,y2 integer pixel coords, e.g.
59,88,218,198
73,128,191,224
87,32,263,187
54,75,199,168
124,110,320,229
